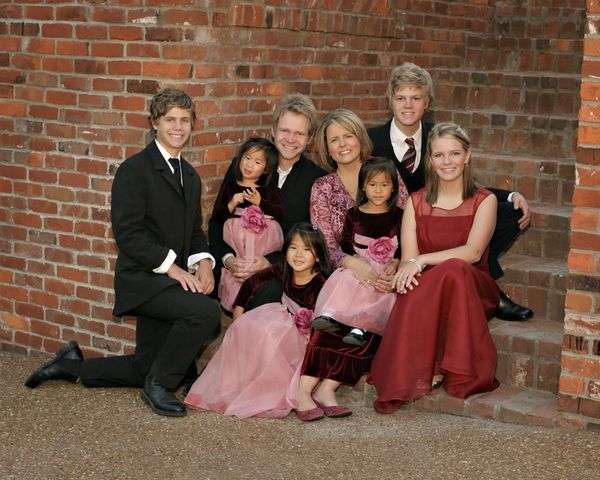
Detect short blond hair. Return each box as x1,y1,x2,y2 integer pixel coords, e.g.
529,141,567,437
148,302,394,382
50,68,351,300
386,62,434,108
272,93,318,138
314,109,372,172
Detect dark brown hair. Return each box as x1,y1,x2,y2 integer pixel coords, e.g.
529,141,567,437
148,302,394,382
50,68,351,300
356,157,399,208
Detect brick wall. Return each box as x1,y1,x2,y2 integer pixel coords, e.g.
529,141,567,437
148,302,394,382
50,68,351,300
0,1,587,364
559,0,600,420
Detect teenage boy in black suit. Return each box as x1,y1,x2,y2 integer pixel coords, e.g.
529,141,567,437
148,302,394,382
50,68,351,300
368,63,533,321
209,93,325,306
25,89,221,417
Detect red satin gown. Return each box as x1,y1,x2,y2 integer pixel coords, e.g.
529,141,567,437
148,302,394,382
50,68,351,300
370,188,500,413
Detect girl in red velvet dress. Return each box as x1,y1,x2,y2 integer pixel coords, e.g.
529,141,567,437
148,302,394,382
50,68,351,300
185,223,331,419
211,138,285,312
370,123,500,414
312,158,402,346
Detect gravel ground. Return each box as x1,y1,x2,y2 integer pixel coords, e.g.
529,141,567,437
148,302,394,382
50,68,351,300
3,352,599,480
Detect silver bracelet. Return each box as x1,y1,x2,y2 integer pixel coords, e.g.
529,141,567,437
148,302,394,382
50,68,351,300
408,258,423,273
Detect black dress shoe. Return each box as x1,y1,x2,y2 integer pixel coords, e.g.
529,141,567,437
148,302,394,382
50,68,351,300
311,315,340,332
141,376,187,417
24,340,83,389
496,291,533,321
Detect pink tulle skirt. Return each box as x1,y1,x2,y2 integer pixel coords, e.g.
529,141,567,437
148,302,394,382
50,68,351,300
313,267,395,336
218,216,283,311
184,301,308,419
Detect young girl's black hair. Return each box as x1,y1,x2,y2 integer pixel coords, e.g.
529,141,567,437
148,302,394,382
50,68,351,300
281,222,332,284
232,137,279,186
356,157,399,208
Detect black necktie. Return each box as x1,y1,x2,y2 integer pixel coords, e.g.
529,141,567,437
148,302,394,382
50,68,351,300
168,158,182,186
402,138,416,173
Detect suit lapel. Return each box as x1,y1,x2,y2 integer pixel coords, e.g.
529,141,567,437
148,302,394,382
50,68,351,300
381,120,399,163
147,141,184,198
181,159,195,205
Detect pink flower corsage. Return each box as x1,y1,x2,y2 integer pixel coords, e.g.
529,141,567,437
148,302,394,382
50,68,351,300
241,205,267,234
293,308,313,335
367,236,395,264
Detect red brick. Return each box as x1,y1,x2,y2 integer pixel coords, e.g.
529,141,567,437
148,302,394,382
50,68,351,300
42,23,73,38
75,25,108,40
142,61,192,79
25,5,53,20
30,291,59,309
0,36,22,52
93,7,126,23
107,323,136,341
110,26,143,41
91,42,124,58
59,172,89,188
15,303,44,321
112,95,145,111
93,78,124,92
42,57,74,73
108,60,141,76
56,5,87,22
56,40,88,56
26,38,55,55
45,278,75,296
0,101,26,117
126,43,160,58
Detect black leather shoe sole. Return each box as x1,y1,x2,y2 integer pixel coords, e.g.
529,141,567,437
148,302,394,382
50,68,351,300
140,390,187,418
24,341,81,389
311,316,340,332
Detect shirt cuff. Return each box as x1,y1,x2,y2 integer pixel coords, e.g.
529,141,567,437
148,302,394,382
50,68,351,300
188,252,216,270
153,249,177,274
222,253,234,265
507,191,516,202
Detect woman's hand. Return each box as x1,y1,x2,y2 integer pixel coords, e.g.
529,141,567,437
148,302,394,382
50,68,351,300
243,187,261,206
345,255,378,285
393,260,421,294
383,258,399,276
373,273,395,293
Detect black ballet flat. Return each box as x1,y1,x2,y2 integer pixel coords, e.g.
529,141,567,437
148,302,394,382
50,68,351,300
311,316,340,333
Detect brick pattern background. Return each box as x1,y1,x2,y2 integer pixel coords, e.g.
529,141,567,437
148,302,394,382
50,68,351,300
0,0,593,420
559,0,600,420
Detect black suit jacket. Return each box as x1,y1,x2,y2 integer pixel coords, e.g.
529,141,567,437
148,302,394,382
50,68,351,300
111,141,209,316
209,153,325,265
368,120,510,201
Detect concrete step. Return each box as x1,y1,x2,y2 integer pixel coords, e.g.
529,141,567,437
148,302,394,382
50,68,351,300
490,317,562,394
511,203,571,261
339,383,600,431
498,254,567,324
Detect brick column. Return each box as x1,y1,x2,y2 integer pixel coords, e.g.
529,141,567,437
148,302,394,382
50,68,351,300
559,0,600,421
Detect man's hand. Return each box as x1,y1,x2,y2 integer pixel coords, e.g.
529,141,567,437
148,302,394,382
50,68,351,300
511,192,531,230
194,259,214,294
167,263,205,293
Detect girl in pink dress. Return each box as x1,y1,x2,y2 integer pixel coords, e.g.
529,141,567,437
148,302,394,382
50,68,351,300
312,158,402,346
185,223,332,419
212,138,285,312
370,123,500,414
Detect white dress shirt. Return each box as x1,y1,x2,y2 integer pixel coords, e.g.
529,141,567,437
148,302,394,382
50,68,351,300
390,121,422,173
152,140,215,274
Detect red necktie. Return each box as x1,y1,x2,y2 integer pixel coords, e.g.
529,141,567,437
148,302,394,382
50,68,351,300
402,138,416,172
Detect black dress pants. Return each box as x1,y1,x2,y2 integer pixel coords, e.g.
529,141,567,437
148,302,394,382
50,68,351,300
488,202,522,280
80,285,221,390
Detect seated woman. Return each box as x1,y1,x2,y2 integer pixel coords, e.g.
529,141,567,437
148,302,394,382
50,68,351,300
296,109,408,417
370,123,500,414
